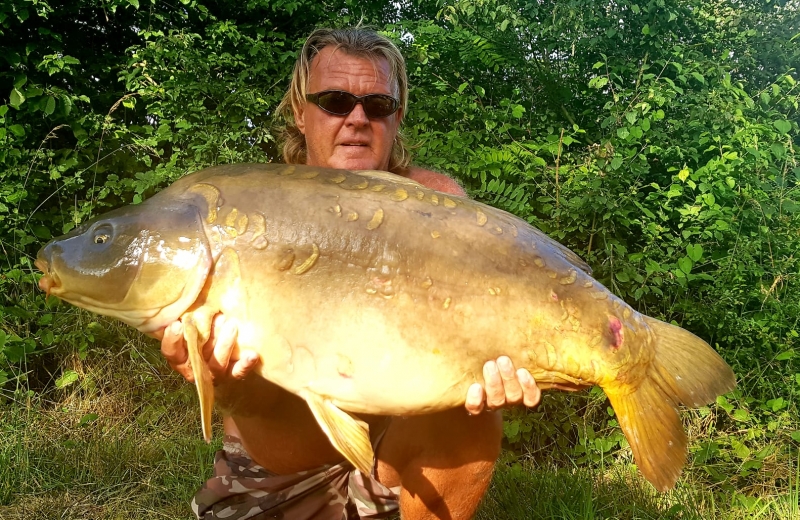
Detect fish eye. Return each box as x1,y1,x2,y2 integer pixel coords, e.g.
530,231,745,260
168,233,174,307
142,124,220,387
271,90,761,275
91,223,113,245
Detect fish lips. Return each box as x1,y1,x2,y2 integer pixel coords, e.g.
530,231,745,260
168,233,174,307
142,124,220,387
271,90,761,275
35,257,60,296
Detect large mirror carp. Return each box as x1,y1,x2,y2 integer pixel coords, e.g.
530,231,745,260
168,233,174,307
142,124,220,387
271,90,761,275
36,163,735,491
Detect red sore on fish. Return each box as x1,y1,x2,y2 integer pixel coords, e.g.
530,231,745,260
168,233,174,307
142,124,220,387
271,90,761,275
609,316,624,350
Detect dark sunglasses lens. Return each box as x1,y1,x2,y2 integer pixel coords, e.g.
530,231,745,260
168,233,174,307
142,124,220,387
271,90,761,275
317,91,356,115
362,95,397,117
315,91,398,117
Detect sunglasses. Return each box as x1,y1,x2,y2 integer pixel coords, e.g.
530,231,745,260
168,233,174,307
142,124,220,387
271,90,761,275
306,90,400,118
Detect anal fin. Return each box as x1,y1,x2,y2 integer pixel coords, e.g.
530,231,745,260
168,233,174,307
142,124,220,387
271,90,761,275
184,316,215,442
303,391,373,474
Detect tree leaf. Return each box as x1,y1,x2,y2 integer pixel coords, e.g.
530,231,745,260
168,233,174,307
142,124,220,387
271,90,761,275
79,413,99,427
686,244,703,262
56,370,79,389
44,96,56,115
678,256,693,274
773,120,791,134
10,88,25,108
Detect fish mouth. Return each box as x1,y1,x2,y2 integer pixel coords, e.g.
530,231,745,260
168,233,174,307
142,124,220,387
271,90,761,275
35,258,62,296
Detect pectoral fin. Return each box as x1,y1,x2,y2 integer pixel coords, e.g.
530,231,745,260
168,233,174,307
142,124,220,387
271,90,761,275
303,391,373,474
184,316,215,442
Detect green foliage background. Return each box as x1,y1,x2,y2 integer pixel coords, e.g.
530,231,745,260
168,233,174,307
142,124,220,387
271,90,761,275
1,0,799,513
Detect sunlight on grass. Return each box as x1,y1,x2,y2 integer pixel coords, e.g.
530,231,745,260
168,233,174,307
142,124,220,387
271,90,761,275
1,334,798,519
0,333,218,519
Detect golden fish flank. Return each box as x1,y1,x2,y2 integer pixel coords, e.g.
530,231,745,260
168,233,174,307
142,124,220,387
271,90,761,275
366,208,384,230
275,249,295,271
476,209,488,226
188,183,221,224
346,212,359,222
250,212,268,250
223,207,239,237
390,188,408,202
35,163,736,493
293,244,320,275
236,214,249,236
342,179,369,190
337,354,354,378
431,231,441,239
415,190,425,201
443,197,457,209
328,172,347,184
559,269,578,285
298,169,320,179
365,276,394,299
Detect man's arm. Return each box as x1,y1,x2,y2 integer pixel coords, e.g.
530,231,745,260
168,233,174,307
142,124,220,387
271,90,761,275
398,166,467,195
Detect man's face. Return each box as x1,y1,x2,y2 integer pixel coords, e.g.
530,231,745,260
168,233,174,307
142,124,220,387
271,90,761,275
295,46,403,171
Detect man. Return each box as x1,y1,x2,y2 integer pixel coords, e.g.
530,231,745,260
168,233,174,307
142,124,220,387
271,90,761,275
159,27,541,519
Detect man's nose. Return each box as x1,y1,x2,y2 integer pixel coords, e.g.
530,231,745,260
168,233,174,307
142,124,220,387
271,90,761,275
344,102,370,126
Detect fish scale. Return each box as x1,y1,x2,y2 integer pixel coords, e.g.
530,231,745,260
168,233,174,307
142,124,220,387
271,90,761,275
36,163,735,492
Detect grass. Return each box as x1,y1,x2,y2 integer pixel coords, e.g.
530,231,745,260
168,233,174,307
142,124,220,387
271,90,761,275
1,332,798,519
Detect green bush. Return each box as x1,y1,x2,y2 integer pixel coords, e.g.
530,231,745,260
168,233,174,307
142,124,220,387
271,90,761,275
1,0,798,496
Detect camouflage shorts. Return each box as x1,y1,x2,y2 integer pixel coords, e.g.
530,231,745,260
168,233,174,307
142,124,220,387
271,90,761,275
191,435,400,519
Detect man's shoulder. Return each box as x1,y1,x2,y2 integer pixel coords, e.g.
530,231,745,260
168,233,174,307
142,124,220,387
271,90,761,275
394,165,466,196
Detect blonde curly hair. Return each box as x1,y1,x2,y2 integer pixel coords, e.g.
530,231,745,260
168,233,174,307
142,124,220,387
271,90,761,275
276,27,411,171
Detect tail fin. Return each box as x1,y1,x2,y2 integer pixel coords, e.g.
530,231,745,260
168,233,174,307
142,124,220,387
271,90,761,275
607,317,736,491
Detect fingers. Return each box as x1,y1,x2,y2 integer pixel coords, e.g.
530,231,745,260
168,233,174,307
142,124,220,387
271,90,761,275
465,357,542,414
496,356,524,405
518,368,542,408
465,383,486,415
207,315,237,376
230,351,259,380
481,360,503,411
160,321,194,382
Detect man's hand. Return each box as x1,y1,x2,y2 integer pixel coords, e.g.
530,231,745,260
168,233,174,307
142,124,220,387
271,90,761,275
465,356,541,414
157,315,258,383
